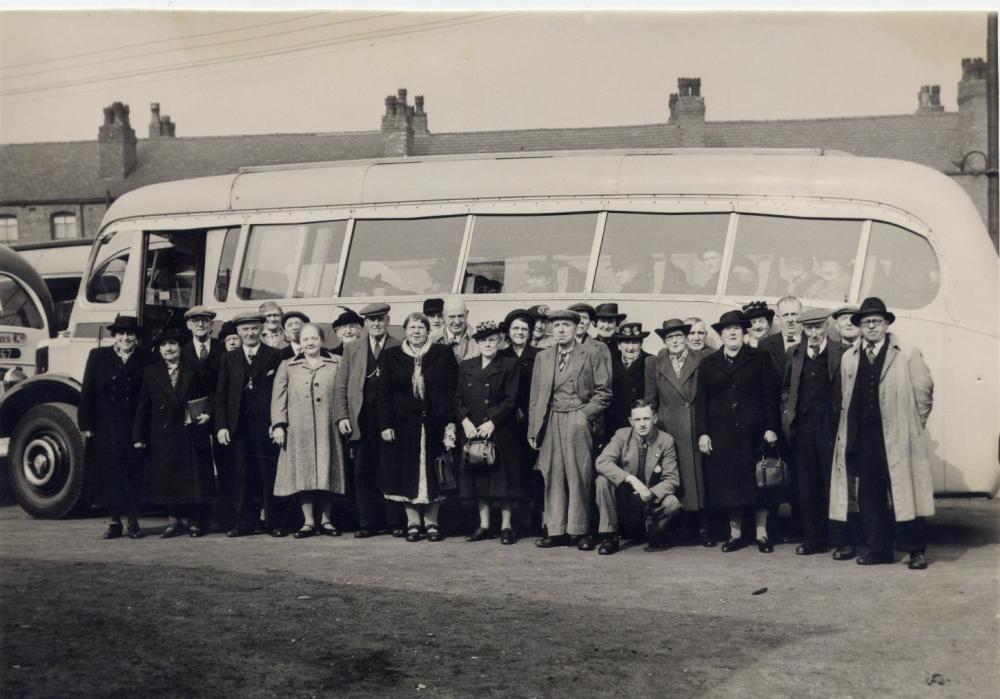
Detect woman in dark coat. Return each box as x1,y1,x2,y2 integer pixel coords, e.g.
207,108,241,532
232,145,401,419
696,310,781,553
133,326,213,538
605,323,651,432
78,315,147,540
498,308,541,535
456,321,522,545
378,312,458,542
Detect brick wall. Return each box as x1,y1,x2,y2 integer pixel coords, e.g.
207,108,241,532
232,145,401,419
0,202,106,245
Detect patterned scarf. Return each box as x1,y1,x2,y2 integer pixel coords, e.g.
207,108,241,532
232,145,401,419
402,339,433,400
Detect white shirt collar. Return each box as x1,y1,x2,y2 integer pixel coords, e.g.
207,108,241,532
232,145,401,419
807,339,828,357
866,337,886,355
243,343,259,360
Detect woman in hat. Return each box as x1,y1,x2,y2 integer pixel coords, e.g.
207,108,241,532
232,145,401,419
133,325,214,538
79,315,149,539
331,307,363,354
742,301,775,348
499,308,543,535
646,319,714,545
455,321,523,544
271,323,347,538
696,310,781,553
219,321,242,352
606,323,651,432
377,312,458,542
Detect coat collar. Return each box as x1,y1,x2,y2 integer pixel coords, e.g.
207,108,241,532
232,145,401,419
288,354,338,367
711,345,753,373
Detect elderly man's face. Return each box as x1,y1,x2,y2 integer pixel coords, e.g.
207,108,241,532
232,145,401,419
426,312,445,331
837,314,859,342
858,315,888,345
803,323,826,348
444,299,468,336
575,314,593,338
263,312,282,331
237,322,262,347
628,405,655,437
595,318,617,338
701,250,722,275
284,317,304,343
552,320,576,346
778,299,802,337
187,316,212,340
686,322,708,351
365,314,388,340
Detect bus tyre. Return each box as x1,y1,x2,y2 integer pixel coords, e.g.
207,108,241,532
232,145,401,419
8,403,88,519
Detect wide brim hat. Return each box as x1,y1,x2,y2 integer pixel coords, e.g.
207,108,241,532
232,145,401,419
332,307,364,329
503,308,535,333
654,318,692,340
799,307,831,326
851,297,896,326
594,303,627,323
281,310,310,327
711,310,751,334
152,326,190,345
527,304,550,320
742,300,775,324
567,303,597,320
471,321,503,342
218,321,239,340
107,314,141,334
611,322,649,342
548,309,581,324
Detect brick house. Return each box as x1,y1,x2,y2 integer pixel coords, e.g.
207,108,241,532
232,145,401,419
0,58,990,246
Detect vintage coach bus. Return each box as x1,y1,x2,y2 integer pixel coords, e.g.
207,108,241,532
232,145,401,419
0,245,55,393
1,148,997,517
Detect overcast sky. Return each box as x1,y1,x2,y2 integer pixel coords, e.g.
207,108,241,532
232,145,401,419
0,10,989,144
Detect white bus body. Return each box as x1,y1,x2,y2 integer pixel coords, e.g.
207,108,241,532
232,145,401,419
3,148,997,516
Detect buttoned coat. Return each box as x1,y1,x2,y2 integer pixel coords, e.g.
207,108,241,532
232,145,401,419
498,344,539,470
830,334,934,522
527,341,612,445
332,331,401,442
759,332,800,383
780,339,847,442
270,355,347,496
133,358,213,505
78,346,149,509
606,350,650,432
596,427,680,504
454,355,523,499
644,348,709,511
182,337,223,395
695,346,781,508
214,343,283,435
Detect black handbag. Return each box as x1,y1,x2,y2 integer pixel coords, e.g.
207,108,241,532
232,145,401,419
755,444,789,489
462,438,497,473
435,449,458,492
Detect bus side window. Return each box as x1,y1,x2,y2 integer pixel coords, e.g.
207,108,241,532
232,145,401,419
86,255,128,303
728,215,862,301
594,213,729,295
0,274,45,329
214,226,240,302
860,222,940,310
464,213,597,294
341,217,465,297
236,221,346,300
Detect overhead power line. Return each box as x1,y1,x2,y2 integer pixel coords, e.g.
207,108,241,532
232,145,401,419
0,13,503,99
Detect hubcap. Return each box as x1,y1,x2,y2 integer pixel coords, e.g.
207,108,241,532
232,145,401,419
22,435,64,488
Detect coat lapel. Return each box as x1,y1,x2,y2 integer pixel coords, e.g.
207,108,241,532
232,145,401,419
880,337,899,381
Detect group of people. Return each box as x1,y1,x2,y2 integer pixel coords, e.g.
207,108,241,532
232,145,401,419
81,290,935,570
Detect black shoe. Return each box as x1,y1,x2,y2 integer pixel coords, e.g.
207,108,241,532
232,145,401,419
293,525,317,539
405,525,422,543
188,524,205,538
103,522,123,540
645,534,672,551
856,552,894,565
907,551,928,570
319,523,341,537
161,523,187,539
796,544,816,555
126,520,145,539
699,530,717,548
576,535,596,551
269,528,288,538
392,527,407,538
720,537,746,553
597,536,620,555
226,527,251,538
354,528,372,539
757,537,774,553
500,528,516,545
832,545,856,561
534,535,565,548
465,527,492,542
426,525,443,542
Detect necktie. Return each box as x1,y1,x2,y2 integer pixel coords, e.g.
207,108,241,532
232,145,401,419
373,340,382,359
866,343,876,364
198,343,208,362
558,349,570,372
637,440,648,484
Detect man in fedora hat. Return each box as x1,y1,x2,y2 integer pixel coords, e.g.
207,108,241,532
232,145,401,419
831,297,934,569
781,308,849,557
258,301,288,350
605,322,651,432
215,310,289,537
334,302,402,537
528,309,611,551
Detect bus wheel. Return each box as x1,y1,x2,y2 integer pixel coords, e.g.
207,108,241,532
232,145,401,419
8,403,88,519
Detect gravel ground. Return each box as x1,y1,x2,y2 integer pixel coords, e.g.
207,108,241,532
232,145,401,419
0,499,997,698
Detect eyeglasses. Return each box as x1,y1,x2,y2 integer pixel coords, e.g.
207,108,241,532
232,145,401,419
859,318,886,327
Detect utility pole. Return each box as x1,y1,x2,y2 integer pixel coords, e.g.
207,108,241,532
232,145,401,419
987,12,998,252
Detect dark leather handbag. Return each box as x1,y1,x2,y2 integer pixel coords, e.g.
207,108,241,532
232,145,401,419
462,438,496,473
435,449,458,492
755,445,789,489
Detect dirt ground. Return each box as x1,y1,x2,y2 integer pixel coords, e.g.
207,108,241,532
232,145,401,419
1,499,997,698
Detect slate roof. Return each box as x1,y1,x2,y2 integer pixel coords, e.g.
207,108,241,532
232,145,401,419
0,111,962,204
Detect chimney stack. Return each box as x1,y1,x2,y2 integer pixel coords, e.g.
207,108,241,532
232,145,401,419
99,102,137,180
148,102,176,138
958,58,988,162
916,85,944,114
381,88,415,157
669,77,706,147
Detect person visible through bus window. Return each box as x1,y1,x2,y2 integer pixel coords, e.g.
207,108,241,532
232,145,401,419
699,249,723,292
768,254,818,298
423,298,445,339
806,258,852,302
612,252,654,293
832,298,934,570
79,314,147,540
259,301,287,350
456,321,523,545
271,323,347,538
697,310,781,554
378,312,458,542
727,255,759,295
133,325,213,538
742,301,774,348
518,260,556,294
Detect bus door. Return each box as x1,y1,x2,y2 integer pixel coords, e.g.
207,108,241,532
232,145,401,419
138,230,205,345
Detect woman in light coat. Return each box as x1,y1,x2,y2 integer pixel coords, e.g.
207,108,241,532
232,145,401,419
271,323,347,538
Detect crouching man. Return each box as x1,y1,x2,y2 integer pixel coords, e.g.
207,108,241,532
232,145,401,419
594,400,681,554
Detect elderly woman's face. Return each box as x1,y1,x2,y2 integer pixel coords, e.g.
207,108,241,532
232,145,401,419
595,318,617,338
749,316,770,339
113,330,137,353
335,323,362,344
300,325,323,354
720,325,744,350
405,318,429,346
508,319,531,348
224,334,242,351
618,340,642,363
477,333,501,359
158,339,180,362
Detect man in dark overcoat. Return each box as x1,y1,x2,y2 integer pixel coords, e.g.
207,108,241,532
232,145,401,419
215,311,287,537
781,308,848,556
528,309,612,551
333,302,402,537
605,322,650,432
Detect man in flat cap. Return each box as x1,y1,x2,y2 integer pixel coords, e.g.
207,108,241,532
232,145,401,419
528,309,612,551
278,311,319,361
831,306,860,347
215,311,289,537
832,297,934,570
435,296,479,362
781,308,848,557
334,303,402,537
258,301,288,350
423,298,446,339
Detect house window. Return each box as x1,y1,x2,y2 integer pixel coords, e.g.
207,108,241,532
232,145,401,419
51,212,79,240
0,216,17,243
